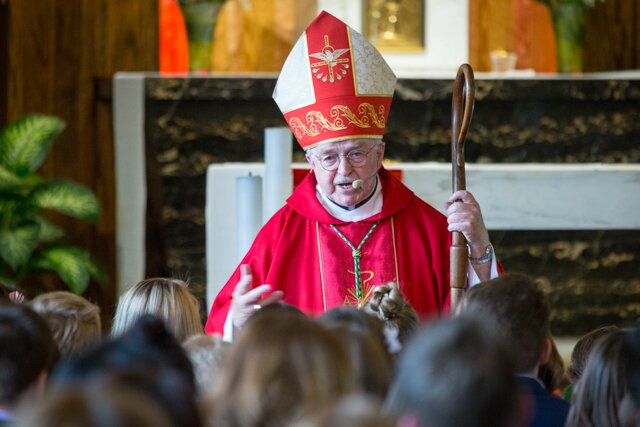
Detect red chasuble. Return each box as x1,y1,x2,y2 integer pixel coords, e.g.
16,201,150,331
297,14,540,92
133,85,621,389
204,167,451,334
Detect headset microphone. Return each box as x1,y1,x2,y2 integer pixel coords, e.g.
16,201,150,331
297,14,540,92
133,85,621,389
351,172,379,189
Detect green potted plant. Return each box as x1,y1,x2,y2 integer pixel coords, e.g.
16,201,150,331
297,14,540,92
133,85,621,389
0,114,106,294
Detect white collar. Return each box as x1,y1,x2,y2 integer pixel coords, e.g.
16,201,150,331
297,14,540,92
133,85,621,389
316,178,383,222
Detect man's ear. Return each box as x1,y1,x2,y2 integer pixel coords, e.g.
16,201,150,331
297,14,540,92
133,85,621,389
305,151,315,166
539,337,553,365
376,141,386,166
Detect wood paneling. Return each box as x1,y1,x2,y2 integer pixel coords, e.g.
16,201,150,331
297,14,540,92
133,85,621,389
584,0,639,71
0,0,8,124
1,0,158,319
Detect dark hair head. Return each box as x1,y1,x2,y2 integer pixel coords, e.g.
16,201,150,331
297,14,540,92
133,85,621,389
568,325,620,384
208,311,355,427
318,306,388,354
246,301,307,326
621,323,640,427
386,315,518,427
463,272,550,372
625,323,640,406
51,315,201,427
15,385,174,427
324,324,392,398
0,301,58,405
565,329,628,427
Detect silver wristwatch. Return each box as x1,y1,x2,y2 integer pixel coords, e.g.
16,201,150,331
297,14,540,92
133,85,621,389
468,244,493,265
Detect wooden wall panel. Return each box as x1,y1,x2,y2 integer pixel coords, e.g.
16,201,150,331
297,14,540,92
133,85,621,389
1,0,157,319
0,0,8,124
584,0,639,71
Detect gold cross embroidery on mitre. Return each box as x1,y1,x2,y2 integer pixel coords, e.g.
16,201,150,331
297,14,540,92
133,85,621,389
309,35,350,83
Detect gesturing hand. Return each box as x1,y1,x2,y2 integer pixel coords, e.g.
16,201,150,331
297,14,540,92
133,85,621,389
231,264,284,331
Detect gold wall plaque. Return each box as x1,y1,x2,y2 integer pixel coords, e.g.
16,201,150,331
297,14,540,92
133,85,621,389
364,0,425,53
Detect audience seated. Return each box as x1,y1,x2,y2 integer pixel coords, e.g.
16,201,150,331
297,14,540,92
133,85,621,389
363,282,418,353
386,315,520,427
111,278,202,342
206,310,355,427
463,272,570,427
564,327,633,427
0,301,58,426
565,324,620,400
29,291,102,359
14,385,174,427
319,307,392,398
51,315,202,427
182,333,228,398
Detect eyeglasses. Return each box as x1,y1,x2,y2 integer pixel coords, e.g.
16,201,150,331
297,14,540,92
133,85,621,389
312,144,379,171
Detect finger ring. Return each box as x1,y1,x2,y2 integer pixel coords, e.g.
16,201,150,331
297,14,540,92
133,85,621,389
252,304,261,310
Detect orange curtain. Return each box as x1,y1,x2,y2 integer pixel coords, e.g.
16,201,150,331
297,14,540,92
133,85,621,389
511,0,557,72
159,0,189,73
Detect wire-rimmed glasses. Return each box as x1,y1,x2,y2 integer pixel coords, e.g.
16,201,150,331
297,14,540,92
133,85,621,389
311,144,380,171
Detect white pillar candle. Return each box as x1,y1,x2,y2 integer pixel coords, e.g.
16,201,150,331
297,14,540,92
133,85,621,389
263,127,293,221
236,173,263,261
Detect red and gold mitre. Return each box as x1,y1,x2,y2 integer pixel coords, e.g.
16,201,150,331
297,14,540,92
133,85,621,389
273,11,397,150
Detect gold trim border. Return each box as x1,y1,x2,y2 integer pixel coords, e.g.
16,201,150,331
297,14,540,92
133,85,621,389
316,221,327,311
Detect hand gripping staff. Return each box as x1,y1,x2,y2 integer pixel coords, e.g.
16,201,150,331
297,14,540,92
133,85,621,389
449,64,475,314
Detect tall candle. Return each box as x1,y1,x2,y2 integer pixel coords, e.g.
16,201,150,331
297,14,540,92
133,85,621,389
236,173,263,261
263,127,293,221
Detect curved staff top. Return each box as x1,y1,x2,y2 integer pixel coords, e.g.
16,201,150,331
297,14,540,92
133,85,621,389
449,63,476,313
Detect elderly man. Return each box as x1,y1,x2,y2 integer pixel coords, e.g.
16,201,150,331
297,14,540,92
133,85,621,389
204,11,498,336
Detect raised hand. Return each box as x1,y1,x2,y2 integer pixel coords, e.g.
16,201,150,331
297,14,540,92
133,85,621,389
230,264,284,331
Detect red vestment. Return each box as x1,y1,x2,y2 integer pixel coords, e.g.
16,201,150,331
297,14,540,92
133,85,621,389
204,167,451,334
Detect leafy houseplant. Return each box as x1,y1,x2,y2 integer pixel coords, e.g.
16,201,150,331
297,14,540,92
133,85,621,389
0,114,106,294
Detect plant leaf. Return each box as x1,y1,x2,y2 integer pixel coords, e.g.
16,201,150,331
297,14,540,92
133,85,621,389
86,254,108,283
32,180,100,223
33,245,91,294
0,224,40,270
0,115,66,175
0,164,23,188
34,216,65,242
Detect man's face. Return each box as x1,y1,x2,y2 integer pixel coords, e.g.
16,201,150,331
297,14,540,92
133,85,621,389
306,139,385,208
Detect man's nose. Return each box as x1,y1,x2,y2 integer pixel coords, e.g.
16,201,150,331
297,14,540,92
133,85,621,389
336,154,353,175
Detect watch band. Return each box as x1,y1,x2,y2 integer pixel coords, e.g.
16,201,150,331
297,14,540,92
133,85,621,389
469,244,493,265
